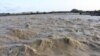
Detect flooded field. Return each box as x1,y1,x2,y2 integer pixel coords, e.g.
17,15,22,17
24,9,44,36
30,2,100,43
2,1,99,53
0,14,100,56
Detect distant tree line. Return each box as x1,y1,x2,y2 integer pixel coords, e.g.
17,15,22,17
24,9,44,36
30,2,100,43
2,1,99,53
70,9,100,16
1,9,100,16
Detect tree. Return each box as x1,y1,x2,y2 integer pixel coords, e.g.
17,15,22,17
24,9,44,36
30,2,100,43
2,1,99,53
71,9,79,13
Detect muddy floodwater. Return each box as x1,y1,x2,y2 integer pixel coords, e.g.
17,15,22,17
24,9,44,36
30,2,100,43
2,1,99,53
0,14,100,56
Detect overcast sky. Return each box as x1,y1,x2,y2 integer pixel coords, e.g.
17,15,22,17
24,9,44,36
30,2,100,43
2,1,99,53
0,0,100,13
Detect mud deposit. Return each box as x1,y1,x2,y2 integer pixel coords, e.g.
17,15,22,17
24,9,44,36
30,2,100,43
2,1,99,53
0,14,100,56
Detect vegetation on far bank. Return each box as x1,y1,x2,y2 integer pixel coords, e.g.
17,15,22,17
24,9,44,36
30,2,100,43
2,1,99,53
1,9,100,16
